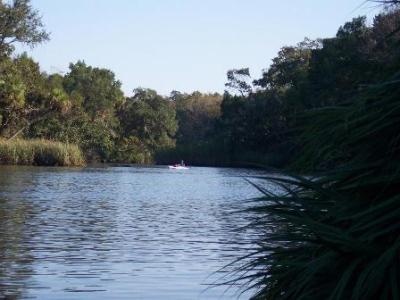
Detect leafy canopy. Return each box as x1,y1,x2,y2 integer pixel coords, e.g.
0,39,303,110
0,0,49,56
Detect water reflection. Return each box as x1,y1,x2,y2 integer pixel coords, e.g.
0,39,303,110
0,169,36,300
0,166,263,299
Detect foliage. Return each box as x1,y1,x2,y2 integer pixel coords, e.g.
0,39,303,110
174,91,222,144
209,8,400,168
117,88,177,163
219,91,288,157
0,0,399,171
0,0,49,56
114,136,151,164
225,68,252,96
63,61,124,119
226,6,400,297
28,108,116,161
231,73,400,300
0,54,41,137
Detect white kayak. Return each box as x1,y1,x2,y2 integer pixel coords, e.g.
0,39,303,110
168,165,189,170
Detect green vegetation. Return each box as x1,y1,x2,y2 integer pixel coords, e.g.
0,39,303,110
0,1,399,169
0,1,177,165
0,0,398,299
0,139,84,166
230,75,400,300
223,2,400,299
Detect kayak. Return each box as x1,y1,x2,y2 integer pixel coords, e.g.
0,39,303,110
168,165,189,170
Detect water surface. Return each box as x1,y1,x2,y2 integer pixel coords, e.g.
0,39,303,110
0,165,263,299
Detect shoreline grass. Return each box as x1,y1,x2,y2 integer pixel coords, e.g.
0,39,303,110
0,139,85,167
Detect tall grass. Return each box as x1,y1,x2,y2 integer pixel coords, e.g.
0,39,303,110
229,75,400,299
0,139,85,166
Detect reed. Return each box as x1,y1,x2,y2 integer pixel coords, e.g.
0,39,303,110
0,139,85,166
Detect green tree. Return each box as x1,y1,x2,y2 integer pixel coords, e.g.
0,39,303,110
0,0,49,56
225,68,252,96
117,88,177,163
174,91,222,145
63,61,124,119
0,56,26,136
254,38,319,112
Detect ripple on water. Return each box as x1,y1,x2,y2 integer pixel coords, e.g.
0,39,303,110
0,166,270,300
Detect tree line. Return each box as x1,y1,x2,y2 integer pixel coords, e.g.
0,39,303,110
162,5,400,168
0,0,399,169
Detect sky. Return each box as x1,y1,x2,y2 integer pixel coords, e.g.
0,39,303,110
19,0,381,96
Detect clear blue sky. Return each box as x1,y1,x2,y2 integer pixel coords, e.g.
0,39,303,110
20,0,380,96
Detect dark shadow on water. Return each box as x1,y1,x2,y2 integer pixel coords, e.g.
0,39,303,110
0,170,37,300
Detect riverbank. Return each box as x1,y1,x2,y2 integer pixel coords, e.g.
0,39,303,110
0,139,85,167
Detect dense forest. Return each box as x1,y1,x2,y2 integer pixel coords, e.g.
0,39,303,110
226,2,400,299
0,0,398,168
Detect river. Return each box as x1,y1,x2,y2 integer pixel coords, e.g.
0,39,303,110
0,165,266,299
